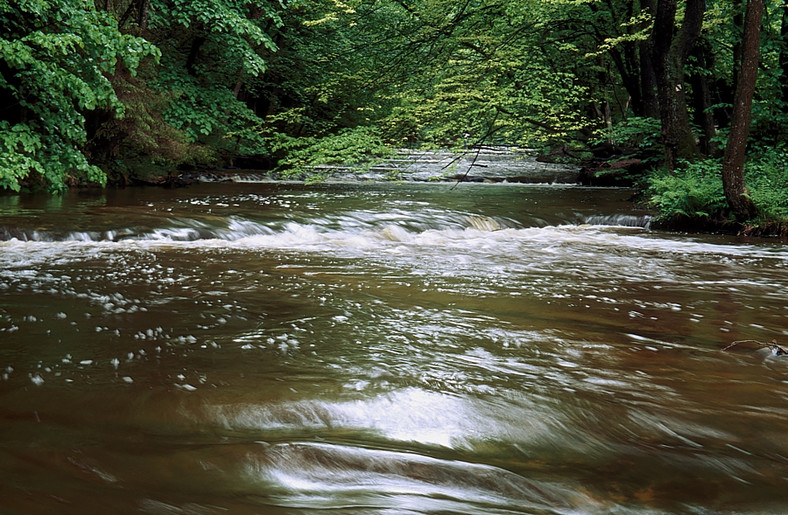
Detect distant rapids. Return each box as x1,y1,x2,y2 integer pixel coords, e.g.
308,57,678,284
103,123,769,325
190,147,581,184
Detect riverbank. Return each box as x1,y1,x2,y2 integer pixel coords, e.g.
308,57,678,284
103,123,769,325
651,215,788,238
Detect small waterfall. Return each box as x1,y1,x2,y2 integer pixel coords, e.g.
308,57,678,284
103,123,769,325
0,217,278,243
464,215,506,231
584,214,652,229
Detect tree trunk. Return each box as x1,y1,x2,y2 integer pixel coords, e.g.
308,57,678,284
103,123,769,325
609,47,643,116
721,0,762,222
732,0,744,94
690,41,718,156
623,44,644,116
639,43,659,118
780,3,788,105
137,0,150,29
651,0,705,170
639,0,660,118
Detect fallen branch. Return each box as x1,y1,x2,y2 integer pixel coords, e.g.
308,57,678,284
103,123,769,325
722,339,787,356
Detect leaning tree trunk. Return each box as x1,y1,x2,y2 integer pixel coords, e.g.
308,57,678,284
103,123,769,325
721,0,763,222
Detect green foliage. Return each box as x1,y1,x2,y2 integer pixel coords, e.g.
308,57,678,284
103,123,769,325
157,66,267,154
258,0,600,154
595,117,662,157
146,0,282,161
371,0,596,147
79,0,286,182
744,146,788,220
0,0,785,226
87,66,211,183
0,0,156,192
275,126,394,179
648,160,728,219
0,122,43,191
648,148,788,222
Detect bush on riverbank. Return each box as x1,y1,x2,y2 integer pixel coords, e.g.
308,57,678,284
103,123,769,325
647,147,788,235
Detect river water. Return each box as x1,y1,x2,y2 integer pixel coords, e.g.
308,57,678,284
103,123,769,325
1,182,786,514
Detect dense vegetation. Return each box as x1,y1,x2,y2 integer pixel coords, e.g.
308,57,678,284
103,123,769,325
1,0,786,232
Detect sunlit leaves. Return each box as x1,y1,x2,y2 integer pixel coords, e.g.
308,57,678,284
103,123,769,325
363,0,597,147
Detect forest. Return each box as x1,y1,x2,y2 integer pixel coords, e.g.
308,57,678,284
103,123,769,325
1,0,787,233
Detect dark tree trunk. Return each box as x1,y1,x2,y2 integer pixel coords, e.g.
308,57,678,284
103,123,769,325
609,47,643,116
651,0,705,170
690,41,718,156
118,0,147,28
623,43,643,115
639,43,660,118
732,0,744,93
780,3,788,105
721,0,762,222
137,0,149,29
639,0,660,118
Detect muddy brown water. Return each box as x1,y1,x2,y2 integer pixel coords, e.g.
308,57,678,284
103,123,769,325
1,182,786,513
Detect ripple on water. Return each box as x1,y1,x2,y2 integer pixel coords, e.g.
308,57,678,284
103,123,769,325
204,387,567,452
244,441,602,513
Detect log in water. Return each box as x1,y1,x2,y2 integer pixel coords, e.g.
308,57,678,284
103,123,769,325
1,182,786,513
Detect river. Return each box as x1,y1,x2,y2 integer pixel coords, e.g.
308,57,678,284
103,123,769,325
1,182,786,514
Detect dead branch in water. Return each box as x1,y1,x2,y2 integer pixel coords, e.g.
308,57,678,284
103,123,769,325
722,339,787,356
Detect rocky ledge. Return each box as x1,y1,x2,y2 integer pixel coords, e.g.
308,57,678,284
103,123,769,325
188,147,581,184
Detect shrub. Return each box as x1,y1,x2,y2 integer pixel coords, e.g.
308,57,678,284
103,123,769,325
647,148,788,224
275,126,394,180
648,159,728,219
745,146,788,221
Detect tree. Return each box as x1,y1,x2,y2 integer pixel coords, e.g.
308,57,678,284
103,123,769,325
720,0,763,221
651,0,705,170
0,0,156,191
144,0,280,152
272,0,601,150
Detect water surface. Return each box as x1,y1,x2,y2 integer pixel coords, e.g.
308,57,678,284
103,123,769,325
1,182,786,513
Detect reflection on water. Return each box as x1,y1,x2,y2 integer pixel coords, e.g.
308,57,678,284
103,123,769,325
1,183,787,513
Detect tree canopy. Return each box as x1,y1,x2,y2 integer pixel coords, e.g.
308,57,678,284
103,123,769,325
1,0,786,228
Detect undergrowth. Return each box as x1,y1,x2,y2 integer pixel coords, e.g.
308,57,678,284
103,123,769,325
647,146,788,230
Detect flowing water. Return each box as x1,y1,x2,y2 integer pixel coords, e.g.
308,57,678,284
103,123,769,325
0,182,786,514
